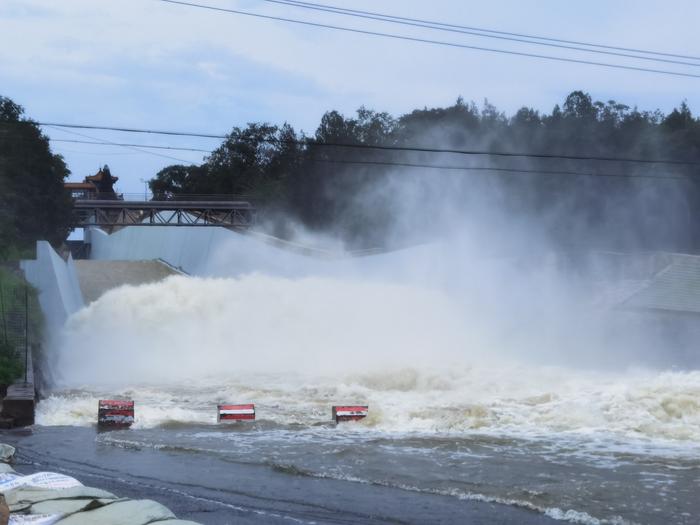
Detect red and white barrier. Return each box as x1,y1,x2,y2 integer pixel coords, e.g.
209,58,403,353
332,405,368,423
217,403,255,422
97,400,373,426
98,400,134,427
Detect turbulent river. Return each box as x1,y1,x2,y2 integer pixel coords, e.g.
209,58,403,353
35,260,700,524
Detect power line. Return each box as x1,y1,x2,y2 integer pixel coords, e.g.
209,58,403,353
313,158,688,181
268,0,700,62
260,0,700,68
157,0,700,79
45,125,191,163
52,138,211,153
37,122,700,167
37,122,225,139
41,136,690,181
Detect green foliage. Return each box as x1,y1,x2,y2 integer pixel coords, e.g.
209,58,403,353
149,92,700,250
0,340,22,385
0,96,73,258
151,123,304,204
0,266,38,341
0,268,39,386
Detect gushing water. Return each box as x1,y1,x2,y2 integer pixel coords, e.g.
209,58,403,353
42,273,700,445
35,237,700,525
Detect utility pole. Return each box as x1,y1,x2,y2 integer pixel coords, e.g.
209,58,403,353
0,281,7,346
139,178,149,201
24,284,28,384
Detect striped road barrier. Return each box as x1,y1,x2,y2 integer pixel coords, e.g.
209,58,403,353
332,405,368,423
217,403,255,422
98,400,134,428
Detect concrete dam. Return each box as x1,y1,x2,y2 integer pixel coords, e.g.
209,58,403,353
12,223,700,525
23,224,700,352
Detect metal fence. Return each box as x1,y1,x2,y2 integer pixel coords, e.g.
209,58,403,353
0,273,32,383
75,192,259,203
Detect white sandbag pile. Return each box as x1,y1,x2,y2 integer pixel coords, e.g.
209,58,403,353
0,444,200,525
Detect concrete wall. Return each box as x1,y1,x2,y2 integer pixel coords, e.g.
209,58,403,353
87,226,218,274
85,226,448,284
20,241,84,337
87,226,341,278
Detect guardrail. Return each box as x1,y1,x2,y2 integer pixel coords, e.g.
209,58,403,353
74,192,259,202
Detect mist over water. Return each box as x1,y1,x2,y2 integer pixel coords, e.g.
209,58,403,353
54,273,476,382
37,261,700,524
44,241,700,444
44,149,700,440
38,163,700,524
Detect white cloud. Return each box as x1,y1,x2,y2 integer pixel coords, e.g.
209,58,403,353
1,0,697,191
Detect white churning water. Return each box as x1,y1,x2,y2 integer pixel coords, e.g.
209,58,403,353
39,274,700,446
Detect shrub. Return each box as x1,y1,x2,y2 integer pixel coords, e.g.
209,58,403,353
0,340,22,385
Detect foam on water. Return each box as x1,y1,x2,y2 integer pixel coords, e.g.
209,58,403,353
37,368,700,448
38,273,700,449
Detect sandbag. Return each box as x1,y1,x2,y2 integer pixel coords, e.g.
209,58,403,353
156,521,203,525
5,486,116,513
0,446,14,464
0,444,200,524
30,497,123,516
9,515,63,525
0,472,82,494
55,499,175,525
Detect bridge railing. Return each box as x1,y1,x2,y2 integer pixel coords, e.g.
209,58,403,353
75,192,258,203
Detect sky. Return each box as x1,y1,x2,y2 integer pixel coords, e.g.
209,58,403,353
1,0,698,194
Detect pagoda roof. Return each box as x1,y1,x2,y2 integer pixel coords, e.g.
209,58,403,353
86,169,118,183
64,182,97,190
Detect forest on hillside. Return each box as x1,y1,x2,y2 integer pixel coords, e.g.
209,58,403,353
1,91,700,254
151,91,700,251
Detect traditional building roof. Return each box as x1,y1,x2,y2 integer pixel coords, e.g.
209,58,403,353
64,182,97,190
85,166,118,184
64,165,118,196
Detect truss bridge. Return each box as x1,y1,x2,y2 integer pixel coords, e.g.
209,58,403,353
72,198,256,231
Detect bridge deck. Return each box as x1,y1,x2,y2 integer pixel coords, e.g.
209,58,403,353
72,199,256,229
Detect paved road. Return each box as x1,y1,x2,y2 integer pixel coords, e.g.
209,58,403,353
2,426,555,525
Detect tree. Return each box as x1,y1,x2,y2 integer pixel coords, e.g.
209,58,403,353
202,122,301,201
149,164,210,198
563,91,598,121
0,96,72,257
663,101,694,132
149,92,700,252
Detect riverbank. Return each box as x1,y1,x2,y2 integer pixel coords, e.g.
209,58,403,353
0,435,200,524
2,426,554,524
0,265,39,429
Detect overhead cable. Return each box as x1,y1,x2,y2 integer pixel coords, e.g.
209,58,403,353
1,127,694,180
40,138,691,180
265,0,700,62
260,0,700,67
157,0,700,79
36,122,700,167
52,138,212,153
44,125,191,163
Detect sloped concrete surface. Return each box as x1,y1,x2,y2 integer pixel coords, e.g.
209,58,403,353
74,260,179,304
